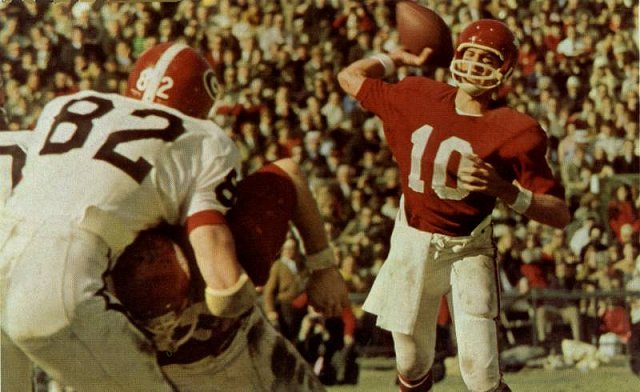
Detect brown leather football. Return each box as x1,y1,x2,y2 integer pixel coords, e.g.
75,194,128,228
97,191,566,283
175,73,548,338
396,1,454,67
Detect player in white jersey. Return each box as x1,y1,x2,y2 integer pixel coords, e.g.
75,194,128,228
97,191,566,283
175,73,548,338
0,129,33,206
0,129,35,391
112,158,345,392
0,43,345,391
0,42,252,391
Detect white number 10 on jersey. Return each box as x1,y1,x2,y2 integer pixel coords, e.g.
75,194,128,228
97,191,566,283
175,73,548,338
408,124,473,201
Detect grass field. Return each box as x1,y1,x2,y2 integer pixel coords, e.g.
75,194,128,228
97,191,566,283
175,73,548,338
327,355,640,392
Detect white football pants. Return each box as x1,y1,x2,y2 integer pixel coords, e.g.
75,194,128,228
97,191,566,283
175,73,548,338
161,307,324,392
392,227,502,392
0,217,175,391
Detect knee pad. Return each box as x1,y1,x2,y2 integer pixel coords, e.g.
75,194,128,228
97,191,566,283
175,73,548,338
455,284,498,319
393,334,433,380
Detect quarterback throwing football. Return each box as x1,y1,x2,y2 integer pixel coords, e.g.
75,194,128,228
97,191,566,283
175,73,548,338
338,19,570,392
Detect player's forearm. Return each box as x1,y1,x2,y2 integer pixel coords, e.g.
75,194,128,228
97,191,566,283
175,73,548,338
191,224,258,318
189,224,243,290
491,175,570,229
522,193,571,229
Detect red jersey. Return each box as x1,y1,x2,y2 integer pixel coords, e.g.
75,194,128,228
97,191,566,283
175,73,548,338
357,77,564,236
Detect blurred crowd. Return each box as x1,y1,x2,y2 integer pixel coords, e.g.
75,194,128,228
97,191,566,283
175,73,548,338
1,0,639,384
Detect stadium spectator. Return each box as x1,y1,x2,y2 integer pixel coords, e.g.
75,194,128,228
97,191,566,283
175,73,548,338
613,139,640,174
263,236,310,341
608,184,640,242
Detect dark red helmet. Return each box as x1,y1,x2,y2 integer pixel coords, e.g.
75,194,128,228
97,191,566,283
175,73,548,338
126,42,219,119
450,19,519,94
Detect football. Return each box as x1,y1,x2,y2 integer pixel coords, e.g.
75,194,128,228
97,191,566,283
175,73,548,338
111,228,191,321
395,0,454,67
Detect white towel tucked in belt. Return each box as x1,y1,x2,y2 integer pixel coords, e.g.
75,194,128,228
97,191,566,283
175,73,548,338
363,205,432,335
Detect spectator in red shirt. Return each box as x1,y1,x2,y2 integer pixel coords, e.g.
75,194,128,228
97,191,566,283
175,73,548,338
608,184,640,243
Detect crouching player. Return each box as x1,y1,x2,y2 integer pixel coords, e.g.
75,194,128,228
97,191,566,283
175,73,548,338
110,157,348,392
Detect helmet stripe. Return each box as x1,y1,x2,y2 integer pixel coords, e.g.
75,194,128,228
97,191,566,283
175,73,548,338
142,43,189,102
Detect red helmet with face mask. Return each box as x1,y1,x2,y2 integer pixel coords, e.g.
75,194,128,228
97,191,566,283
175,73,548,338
126,42,219,119
449,19,519,96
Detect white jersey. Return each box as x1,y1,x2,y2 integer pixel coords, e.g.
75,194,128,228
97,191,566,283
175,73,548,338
0,130,33,206
4,90,240,254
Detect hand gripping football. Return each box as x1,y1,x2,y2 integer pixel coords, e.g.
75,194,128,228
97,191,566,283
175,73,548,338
395,0,454,67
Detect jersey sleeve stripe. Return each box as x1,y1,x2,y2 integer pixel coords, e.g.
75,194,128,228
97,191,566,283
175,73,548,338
185,210,227,234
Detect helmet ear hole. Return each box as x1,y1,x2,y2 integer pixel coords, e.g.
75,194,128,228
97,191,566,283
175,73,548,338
203,70,220,101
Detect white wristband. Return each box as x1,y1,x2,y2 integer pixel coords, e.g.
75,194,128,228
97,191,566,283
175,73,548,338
204,273,256,318
370,53,396,78
305,248,335,272
510,188,533,214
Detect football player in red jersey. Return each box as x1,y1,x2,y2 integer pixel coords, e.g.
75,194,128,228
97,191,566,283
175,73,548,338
338,19,570,392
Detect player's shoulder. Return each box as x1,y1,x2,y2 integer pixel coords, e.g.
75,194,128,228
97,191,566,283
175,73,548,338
489,106,547,141
46,90,114,105
397,76,456,103
397,76,453,92
42,90,235,154
163,111,237,159
177,114,232,143
40,90,121,117
488,107,549,154
0,129,34,147
490,107,543,136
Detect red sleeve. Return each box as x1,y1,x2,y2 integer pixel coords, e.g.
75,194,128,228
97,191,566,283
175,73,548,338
499,121,565,199
341,305,356,337
332,14,348,29
185,210,227,234
520,264,547,288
